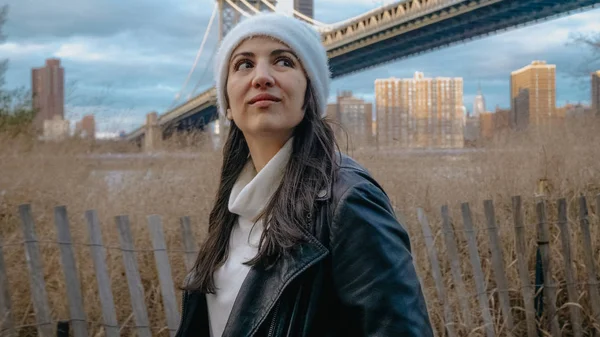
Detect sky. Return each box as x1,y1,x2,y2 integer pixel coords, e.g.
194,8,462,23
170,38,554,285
1,0,600,137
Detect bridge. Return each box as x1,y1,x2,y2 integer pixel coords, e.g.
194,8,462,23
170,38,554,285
125,0,600,147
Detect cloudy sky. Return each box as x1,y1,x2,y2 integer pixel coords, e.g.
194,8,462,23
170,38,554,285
2,0,600,136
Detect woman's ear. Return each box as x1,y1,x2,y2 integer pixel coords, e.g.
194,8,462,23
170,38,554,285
226,108,233,120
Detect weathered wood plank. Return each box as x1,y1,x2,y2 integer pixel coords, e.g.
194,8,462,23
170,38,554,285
556,199,582,337
179,216,197,272
483,200,514,335
417,208,457,337
460,202,495,337
440,205,472,332
511,196,537,337
578,195,600,332
54,206,89,337
18,204,53,337
0,230,15,337
115,215,152,337
535,201,560,336
148,215,180,337
596,193,600,224
85,210,119,337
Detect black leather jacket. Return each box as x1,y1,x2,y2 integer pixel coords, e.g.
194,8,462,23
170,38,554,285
175,155,433,337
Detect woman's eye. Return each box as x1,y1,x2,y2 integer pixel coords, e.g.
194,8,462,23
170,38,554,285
276,58,294,67
235,60,252,71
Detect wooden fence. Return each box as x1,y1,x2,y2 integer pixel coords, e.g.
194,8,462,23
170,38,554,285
0,193,599,336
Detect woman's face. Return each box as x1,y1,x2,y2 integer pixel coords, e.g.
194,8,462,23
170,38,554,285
226,36,308,141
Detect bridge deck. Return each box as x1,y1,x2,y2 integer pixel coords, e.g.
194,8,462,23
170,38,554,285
126,0,600,141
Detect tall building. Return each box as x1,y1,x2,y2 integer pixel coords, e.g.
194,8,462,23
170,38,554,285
75,114,96,139
294,0,313,19
375,72,464,149
592,70,600,117
464,116,480,147
494,107,511,132
479,112,494,140
327,91,373,150
472,84,486,117
32,58,65,132
510,60,556,130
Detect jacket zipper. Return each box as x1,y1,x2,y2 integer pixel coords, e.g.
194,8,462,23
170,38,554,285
175,290,189,336
267,300,281,337
266,212,316,337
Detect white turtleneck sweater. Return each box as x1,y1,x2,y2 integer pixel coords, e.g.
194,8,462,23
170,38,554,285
206,137,293,337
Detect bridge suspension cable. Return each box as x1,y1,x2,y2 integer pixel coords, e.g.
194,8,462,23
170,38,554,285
170,2,218,109
189,46,217,99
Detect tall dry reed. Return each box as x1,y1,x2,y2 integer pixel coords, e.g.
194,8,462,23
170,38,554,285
1,115,599,336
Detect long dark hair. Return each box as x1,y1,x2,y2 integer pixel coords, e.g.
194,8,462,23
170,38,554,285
185,83,340,293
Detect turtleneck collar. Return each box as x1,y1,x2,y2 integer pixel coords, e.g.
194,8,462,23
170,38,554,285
228,137,294,221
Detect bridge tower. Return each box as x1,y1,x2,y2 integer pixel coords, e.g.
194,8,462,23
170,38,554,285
217,0,278,41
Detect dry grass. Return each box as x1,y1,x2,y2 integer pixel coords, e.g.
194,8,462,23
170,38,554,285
1,116,599,336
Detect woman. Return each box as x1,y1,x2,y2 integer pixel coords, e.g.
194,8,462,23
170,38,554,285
175,13,433,337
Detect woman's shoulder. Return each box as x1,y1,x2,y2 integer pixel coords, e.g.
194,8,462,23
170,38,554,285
329,153,388,205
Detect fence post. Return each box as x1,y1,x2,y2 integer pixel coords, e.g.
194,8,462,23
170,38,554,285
179,216,198,272
596,194,600,223
148,215,181,337
556,199,582,336
0,229,15,337
534,247,544,324
85,209,120,337
417,208,457,337
483,200,515,335
54,206,88,337
440,205,472,332
535,201,560,336
18,204,53,337
578,195,600,332
115,215,152,337
460,202,495,337
511,196,538,337
56,321,69,337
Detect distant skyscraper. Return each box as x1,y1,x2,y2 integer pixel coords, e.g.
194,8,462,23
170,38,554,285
510,60,556,130
294,0,313,18
472,84,486,117
375,72,464,149
592,70,600,117
32,58,65,132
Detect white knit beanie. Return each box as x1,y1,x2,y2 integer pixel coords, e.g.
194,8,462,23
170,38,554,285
214,13,330,118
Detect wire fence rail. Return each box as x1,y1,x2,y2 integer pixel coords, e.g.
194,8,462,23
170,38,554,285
1,193,599,336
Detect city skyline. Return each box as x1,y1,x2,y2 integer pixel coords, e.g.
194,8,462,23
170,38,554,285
1,0,600,136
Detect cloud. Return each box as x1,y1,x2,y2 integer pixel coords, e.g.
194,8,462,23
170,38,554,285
95,131,120,139
0,41,53,56
54,43,108,62
3,0,214,41
2,0,600,134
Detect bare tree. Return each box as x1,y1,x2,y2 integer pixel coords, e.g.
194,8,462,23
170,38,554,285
0,5,36,134
569,32,600,76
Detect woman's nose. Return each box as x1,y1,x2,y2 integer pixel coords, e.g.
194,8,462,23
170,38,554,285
251,62,274,89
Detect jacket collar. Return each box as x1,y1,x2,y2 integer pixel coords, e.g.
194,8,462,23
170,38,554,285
221,227,328,337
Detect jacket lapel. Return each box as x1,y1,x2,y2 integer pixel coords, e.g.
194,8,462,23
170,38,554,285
221,231,328,337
